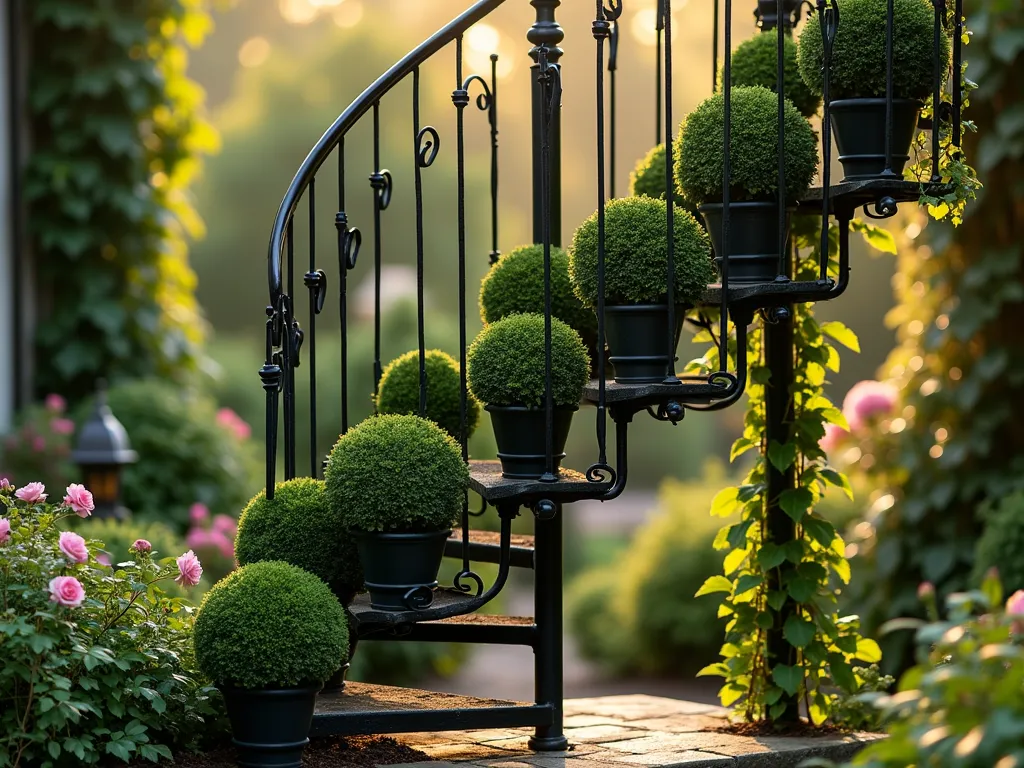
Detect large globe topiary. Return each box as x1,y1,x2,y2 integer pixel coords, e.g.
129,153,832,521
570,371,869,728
325,414,468,533
479,245,597,345
797,0,950,101
568,196,716,308
235,478,363,603
467,313,590,408
675,85,819,205
728,32,821,118
375,349,480,441
628,143,691,212
193,561,348,689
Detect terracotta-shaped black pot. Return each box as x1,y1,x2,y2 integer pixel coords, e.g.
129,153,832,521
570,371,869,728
603,304,687,384
829,98,924,181
486,404,577,479
356,529,450,611
220,683,320,768
700,202,792,285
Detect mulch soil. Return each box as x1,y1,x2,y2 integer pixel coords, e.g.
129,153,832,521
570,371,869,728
714,719,849,738
148,736,431,767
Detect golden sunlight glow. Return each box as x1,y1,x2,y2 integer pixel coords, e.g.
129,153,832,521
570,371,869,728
889,418,906,434
238,37,271,68
929,444,944,459
871,494,896,514
905,221,922,239
908,320,924,336
902,405,916,419
909,355,924,371
465,23,514,79
935,427,949,442
467,23,500,53
334,1,363,27
949,367,963,381
936,314,949,330
631,8,681,47
920,378,941,396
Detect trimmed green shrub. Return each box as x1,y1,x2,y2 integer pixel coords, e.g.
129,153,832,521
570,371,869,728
568,196,716,307
235,478,363,602
325,414,468,533
467,314,590,408
75,516,185,566
376,349,480,441
628,144,690,212
797,0,950,101
194,561,347,689
728,32,821,118
973,491,1024,594
675,85,819,204
479,245,597,344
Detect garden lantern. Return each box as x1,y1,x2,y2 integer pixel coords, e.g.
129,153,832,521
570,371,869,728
71,382,137,520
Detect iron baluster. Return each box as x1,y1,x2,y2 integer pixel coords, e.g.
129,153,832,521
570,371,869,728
718,0,732,379
369,102,392,402
712,0,719,93
952,0,962,149
662,0,678,384
881,0,897,177
931,0,944,182
304,178,323,478
776,0,787,280
529,0,563,246
608,13,619,199
488,55,501,264
413,68,436,419
260,306,282,499
284,219,296,481
336,138,361,436
538,46,560,484
818,0,838,281
592,1,611,478
656,0,664,142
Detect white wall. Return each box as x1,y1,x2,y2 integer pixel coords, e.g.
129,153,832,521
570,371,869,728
0,5,14,432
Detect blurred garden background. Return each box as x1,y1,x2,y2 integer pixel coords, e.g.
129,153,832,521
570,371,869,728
8,0,1022,703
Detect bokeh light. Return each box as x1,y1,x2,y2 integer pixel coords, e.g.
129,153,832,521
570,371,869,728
238,37,271,68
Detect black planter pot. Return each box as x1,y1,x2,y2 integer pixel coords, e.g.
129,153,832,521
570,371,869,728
356,529,450,611
700,202,792,285
829,98,923,181
486,404,577,479
603,304,686,384
220,684,320,768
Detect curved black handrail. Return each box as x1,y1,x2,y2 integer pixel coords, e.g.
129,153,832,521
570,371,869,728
267,0,508,302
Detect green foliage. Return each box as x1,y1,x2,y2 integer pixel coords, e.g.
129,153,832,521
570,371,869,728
100,379,258,535
675,86,819,204
728,32,821,118
568,196,716,307
479,245,597,347
324,415,468,533
973,492,1024,594
628,143,690,211
194,561,347,689
0,489,226,767
376,349,480,441
466,314,590,408
26,0,220,399
235,478,362,602
828,664,894,733
798,0,949,101
0,396,77,492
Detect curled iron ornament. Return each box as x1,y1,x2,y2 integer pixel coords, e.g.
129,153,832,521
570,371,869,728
369,169,393,210
817,0,840,52
402,585,435,611
586,462,617,485
604,0,624,21
468,496,488,517
290,323,304,368
863,196,898,220
341,226,361,270
453,569,484,597
462,74,493,114
303,269,328,314
416,126,441,167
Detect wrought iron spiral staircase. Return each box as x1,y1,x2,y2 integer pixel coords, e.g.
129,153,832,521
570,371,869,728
259,0,961,748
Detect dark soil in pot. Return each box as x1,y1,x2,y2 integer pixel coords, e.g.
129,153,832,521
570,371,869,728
700,201,792,285
356,529,450,611
486,403,577,479
603,304,687,384
829,98,923,180
219,684,321,768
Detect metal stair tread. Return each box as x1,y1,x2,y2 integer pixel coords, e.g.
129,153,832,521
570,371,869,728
582,377,725,405
468,459,611,503
422,613,534,626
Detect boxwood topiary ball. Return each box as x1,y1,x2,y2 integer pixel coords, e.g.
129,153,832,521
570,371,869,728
235,478,363,604
467,313,590,408
728,32,821,118
325,414,468,533
193,560,348,689
568,196,716,308
376,349,480,441
479,245,597,343
628,143,691,213
797,0,949,101
675,85,819,205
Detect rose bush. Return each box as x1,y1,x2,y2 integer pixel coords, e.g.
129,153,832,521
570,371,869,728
0,481,226,767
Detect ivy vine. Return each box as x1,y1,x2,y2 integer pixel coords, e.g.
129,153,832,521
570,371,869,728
25,0,223,400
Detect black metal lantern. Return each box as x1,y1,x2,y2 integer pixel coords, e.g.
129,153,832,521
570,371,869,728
71,383,137,520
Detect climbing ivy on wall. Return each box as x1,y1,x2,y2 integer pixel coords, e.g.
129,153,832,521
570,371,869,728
25,0,222,400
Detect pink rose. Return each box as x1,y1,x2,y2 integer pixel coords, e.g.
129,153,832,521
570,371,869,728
175,550,203,587
96,553,112,567
63,484,94,517
50,418,75,436
842,380,898,432
49,576,85,608
0,518,9,544
15,482,47,503
31,437,45,453
212,514,237,535
1007,591,1024,617
189,503,210,524
1,478,12,490
819,423,849,454
186,527,211,551
918,582,935,599
216,408,251,441
45,394,66,414
58,531,89,564
210,529,235,561
132,539,152,554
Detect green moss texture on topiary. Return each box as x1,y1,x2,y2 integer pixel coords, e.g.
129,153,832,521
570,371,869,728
728,32,821,118
798,0,949,100
479,245,597,344
234,478,363,602
467,313,590,408
675,85,819,204
325,414,468,533
628,143,691,212
193,561,347,689
375,349,480,440
568,196,716,307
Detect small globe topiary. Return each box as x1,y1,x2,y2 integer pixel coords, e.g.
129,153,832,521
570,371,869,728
628,144,691,212
235,478,363,603
973,491,1024,594
375,349,480,440
728,32,821,118
568,196,716,308
467,313,590,408
797,0,950,101
325,414,468,533
480,244,597,342
675,85,819,205
193,560,348,689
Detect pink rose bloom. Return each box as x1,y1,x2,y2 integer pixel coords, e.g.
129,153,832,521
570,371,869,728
1,478,12,490
63,484,94,517
842,380,898,432
189,502,210,524
50,418,75,436
210,529,235,560
58,531,89,564
819,423,849,454
132,539,152,554
175,550,203,587
216,408,252,441
49,576,85,608
45,394,66,414
186,527,212,551
918,582,935,599
96,553,112,567
212,514,237,535
1007,591,1024,617
0,518,9,544
15,482,47,503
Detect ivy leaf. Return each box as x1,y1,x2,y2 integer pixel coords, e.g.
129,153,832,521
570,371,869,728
695,576,733,598
787,576,817,603
766,590,787,611
851,219,898,254
767,441,798,472
697,662,729,678
783,616,815,648
779,488,813,522
727,519,755,549
758,543,786,570
855,638,883,663
819,321,861,352
711,487,741,517
735,574,764,596
802,515,837,547
764,686,784,705
756,610,774,630
772,664,804,696
820,468,854,501
828,652,858,693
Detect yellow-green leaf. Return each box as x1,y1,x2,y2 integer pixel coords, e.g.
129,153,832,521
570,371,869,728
855,638,882,663
820,321,861,353
711,486,741,517
696,575,733,597
697,662,729,678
